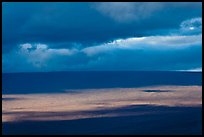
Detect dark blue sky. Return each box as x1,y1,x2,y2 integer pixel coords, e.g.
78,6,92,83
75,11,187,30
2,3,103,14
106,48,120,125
2,2,202,72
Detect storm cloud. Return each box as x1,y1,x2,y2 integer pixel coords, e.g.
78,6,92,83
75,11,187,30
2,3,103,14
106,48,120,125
2,2,202,72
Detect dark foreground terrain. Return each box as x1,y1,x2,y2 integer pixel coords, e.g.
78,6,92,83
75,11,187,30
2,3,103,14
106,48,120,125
3,105,202,135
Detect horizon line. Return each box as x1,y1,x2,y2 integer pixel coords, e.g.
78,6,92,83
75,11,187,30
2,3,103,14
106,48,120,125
2,70,202,74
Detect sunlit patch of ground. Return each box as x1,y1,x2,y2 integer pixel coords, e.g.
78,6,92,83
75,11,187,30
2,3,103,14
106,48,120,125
2,86,202,122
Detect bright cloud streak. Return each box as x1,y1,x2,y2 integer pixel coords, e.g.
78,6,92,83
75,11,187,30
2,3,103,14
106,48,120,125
179,67,202,72
82,34,202,56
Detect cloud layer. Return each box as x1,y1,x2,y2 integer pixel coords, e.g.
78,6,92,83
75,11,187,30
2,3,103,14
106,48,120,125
3,18,202,72
82,34,202,56
93,2,201,23
3,2,202,53
2,2,202,72
93,2,163,23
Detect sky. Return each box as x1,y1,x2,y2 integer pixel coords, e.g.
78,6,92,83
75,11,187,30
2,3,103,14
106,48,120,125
2,2,202,72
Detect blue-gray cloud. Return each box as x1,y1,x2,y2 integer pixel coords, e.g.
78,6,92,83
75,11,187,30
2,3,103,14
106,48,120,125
92,2,201,23
180,17,202,35
2,2,202,72
3,2,202,53
3,17,202,72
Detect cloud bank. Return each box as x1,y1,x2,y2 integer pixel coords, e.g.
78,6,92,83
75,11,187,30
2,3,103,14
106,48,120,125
2,2,202,72
3,2,202,51
3,18,202,72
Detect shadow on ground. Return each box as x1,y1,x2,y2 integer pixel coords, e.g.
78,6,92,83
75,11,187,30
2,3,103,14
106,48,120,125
2,105,202,135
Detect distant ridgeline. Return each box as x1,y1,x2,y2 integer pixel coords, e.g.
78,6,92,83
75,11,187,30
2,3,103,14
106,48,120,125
2,71,202,94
